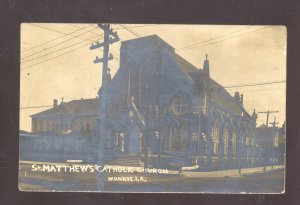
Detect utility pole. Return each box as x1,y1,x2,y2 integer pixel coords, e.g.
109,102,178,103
258,110,279,127
90,23,119,191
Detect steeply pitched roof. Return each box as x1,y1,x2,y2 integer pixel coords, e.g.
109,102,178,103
31,98,99,117
173,50,244,116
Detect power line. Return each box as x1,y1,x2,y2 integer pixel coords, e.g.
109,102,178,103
21,37,118,71
114,24,157,30
68,24,100,36
28,23,103,44
20,105,52,109
20,86,285,109
22,24,154,65
21,24,120,66
229,87,285,93
224,80,286,88
119,24,142,38
22,34,103,64
22,24,94,52
25,24,152,53
22,26,100,60
177,26,252,50
21,40,99,70
177,26,272,51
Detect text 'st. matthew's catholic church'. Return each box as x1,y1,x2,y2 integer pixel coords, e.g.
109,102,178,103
31,35,258,171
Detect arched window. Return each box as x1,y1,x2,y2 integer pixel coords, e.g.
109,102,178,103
223,126,229,155
168,125,180,151
181,122,189,151
211,123,219,155
232,127,237,156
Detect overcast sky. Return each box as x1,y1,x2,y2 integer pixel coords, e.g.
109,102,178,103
20,24,286,132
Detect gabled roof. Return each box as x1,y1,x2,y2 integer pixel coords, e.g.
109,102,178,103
31,98,99,118
173,50,244,116
115,35,246,117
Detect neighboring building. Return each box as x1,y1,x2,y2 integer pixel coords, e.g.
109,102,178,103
31,98,99,136
256,122,286,165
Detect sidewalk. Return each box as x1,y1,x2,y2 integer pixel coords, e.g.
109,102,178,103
181,165,285,178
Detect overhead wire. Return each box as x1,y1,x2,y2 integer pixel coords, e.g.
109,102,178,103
22,24,94,53
177,26,273,51
22,26,100,60
22,34,104,64
224,80,286,89
177,26,252,50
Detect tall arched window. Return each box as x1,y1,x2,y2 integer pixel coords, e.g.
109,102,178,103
181,122,189,151
168,125,180,151
223,126,229,155
211,123,219,155
232,127,237,156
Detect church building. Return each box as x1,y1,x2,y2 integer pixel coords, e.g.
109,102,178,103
30,35,258,171
101,35,258,171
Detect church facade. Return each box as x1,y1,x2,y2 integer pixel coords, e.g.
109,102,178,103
102,35,258,171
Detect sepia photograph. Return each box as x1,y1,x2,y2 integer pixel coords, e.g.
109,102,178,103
19,23,286,193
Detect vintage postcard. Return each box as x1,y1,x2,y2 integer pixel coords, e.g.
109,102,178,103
19,23,286,193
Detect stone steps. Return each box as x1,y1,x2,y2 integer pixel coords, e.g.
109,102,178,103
106,157,144,167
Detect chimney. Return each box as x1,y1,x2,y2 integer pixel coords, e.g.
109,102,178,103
234,92,240,101
53,99,58,108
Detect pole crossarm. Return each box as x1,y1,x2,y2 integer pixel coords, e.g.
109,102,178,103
258,110,279,127
97,24,120,40
93,53,113,64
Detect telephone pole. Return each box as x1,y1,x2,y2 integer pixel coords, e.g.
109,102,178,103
258,110,279,127
90,23,119,191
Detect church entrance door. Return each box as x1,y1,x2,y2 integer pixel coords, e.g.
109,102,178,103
129,125,141,155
